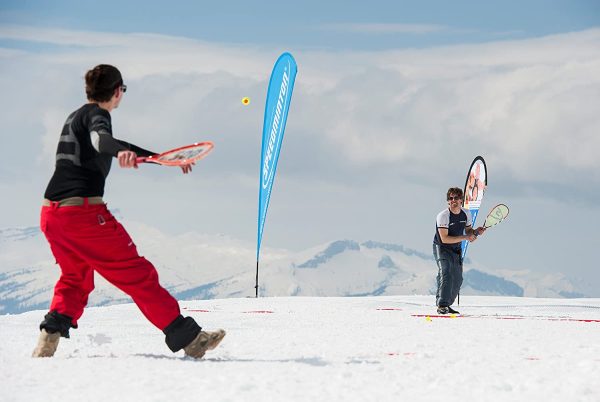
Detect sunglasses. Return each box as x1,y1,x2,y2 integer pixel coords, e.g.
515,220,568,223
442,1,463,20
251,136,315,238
120,84,127,93
447,196,462,201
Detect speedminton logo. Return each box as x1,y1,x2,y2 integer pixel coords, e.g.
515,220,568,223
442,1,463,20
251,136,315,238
262,65,290,189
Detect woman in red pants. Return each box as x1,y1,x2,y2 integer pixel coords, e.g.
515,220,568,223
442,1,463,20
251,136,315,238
32,64,224,359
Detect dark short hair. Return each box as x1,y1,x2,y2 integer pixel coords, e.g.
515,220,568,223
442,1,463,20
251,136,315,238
447,187,463,200
85,64,123,102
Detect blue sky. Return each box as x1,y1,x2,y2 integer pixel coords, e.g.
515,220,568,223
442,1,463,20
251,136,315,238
1,0,599,49
0,1,599,294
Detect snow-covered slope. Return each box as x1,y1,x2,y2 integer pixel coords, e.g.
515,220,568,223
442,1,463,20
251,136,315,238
0,223,589,314
1,296,599,402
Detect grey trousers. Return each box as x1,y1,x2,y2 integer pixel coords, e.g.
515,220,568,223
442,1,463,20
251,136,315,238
433,244,463,307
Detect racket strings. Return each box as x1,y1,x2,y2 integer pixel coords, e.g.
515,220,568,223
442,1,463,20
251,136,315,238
155,143,213,164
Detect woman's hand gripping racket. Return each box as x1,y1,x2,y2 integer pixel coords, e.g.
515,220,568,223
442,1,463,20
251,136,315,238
136,142,214,173
475,204,510,237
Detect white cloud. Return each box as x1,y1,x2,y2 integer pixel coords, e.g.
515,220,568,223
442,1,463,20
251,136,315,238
319,22,450,35
295,29,600,187
0,24,271,80
40,109,65,166
1,25,599,287
2,25,599,189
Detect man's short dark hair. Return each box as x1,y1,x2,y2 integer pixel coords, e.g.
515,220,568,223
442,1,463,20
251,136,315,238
447,187,463,200
85,64,123,102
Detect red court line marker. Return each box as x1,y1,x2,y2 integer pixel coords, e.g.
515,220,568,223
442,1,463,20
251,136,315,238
546,318,600,323
411,314,600,322
243,310,274,314
412,314,464,319
182,308,276,314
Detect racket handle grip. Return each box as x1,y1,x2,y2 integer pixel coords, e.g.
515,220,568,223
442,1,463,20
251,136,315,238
474,227,486,237
135,156,147,163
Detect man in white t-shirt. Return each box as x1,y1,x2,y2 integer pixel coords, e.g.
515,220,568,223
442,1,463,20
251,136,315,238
433,187,485,314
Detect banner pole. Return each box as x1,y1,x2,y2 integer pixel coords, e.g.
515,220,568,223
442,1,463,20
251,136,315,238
255,260,259,298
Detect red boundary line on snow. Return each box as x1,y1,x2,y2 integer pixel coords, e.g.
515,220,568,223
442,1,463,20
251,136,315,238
182,308,275,314
243,310,274,314
411,314,600,322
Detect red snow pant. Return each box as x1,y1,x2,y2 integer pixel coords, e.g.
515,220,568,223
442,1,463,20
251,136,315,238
40,200,180,330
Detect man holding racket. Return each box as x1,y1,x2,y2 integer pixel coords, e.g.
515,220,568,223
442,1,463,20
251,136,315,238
32,64,225,359
433,187,485,314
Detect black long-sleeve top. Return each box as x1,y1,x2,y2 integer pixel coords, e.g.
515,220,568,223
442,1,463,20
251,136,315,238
44,103,155,200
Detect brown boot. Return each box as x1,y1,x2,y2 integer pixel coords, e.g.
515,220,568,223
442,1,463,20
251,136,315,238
183,329,226,359
32,329,61,358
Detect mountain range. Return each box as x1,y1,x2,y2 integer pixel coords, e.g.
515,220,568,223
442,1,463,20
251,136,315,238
0,221,589,314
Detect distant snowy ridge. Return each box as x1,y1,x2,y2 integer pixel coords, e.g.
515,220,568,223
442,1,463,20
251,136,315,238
0,224,590,314
0,227,39,242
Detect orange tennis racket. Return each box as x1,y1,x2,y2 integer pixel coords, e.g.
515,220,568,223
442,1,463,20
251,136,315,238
136,142,214,166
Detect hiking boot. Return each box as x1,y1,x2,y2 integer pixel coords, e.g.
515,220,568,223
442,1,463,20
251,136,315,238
447,306,460,314
32,329,61,357
437,306,450,315
183,329,226,359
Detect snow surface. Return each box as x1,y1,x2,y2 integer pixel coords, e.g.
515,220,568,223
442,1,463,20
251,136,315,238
1,295,599,402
